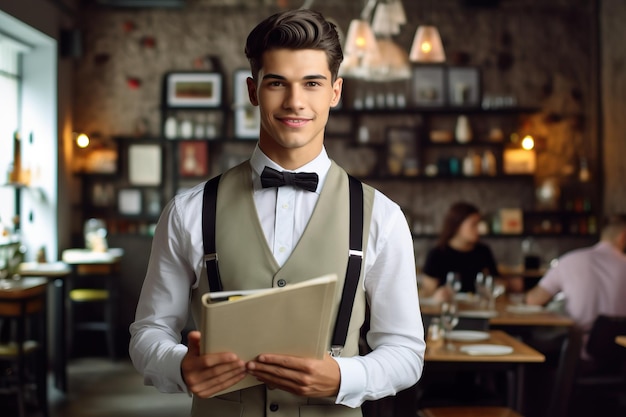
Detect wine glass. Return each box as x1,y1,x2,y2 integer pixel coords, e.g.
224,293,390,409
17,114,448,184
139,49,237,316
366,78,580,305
446,271,462,298
440,302,459,351
489,282,506,310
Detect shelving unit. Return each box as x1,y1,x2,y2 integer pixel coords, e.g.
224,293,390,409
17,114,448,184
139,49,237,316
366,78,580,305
73,103,599,246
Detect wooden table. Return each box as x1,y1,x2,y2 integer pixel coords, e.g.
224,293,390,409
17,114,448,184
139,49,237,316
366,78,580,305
424,330,545,413
18,261,72,393
616,335,626,348
420,295,574,327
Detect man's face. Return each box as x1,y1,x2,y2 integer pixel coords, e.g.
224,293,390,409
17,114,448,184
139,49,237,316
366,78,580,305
246,48,342,169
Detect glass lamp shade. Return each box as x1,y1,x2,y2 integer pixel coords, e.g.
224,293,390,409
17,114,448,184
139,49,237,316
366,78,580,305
344,19,380,59
341,19,381,78
409,25,446,63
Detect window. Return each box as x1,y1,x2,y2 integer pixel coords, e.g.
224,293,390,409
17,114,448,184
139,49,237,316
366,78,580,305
0,32,29,233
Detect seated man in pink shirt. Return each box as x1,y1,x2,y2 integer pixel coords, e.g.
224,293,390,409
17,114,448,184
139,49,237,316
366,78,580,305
526,214,626,357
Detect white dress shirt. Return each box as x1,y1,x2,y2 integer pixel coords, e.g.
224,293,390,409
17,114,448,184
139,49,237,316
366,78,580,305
129,145,425,407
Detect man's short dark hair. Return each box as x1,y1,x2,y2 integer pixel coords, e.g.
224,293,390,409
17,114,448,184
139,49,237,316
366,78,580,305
244,9,343,82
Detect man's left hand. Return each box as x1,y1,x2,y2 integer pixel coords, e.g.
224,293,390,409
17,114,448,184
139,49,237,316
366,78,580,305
246,353,340,397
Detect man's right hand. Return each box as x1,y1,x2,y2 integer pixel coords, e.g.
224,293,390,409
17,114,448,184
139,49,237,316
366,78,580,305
181,330,247,398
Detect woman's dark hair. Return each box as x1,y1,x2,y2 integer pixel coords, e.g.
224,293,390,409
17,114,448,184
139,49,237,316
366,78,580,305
244,9,343,82
436,202,480,248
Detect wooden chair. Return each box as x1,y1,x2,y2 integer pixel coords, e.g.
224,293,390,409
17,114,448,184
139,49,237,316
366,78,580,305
0,278,49,417
68,262,119,359
548,315,626,417
418,406,523,417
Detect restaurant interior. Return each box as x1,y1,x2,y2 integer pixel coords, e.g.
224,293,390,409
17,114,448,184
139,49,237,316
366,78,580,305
1,0,625,416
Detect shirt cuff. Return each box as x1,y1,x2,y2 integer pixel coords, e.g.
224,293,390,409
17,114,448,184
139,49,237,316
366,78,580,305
334,356,367,408
165,344,190,393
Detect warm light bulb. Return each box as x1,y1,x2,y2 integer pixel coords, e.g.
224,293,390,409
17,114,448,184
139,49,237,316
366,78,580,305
521,135,534,150
421,41,432,53
356,36,366,48
76,133,90,148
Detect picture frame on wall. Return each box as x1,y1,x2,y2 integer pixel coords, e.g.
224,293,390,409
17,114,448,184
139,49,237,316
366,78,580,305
385,126,419,177
164,71,223,108
233,68,260,139
118,188,142,216
91,182,115,207
410,64,446,107
446,66,481,107
128,144,162,186
178,140,209,177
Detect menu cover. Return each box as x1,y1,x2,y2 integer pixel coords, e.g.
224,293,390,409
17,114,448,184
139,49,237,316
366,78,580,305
200,274,338,396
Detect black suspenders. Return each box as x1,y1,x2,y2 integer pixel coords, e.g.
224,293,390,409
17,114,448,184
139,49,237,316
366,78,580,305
201,173,364,356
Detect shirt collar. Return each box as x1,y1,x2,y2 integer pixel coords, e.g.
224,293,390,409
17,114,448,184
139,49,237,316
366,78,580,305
250,145,331,194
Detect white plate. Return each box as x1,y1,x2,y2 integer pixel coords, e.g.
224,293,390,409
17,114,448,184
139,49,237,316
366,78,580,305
454,292,475,301
445,330,490,342
458,310,498,319
506,304,544,314
419,297,441,307
459,344,514,356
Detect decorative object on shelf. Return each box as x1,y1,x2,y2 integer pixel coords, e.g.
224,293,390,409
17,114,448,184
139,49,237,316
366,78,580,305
128,144,162,186
386,126,418,176
164,116,178,139
163,66,223,109
233,68,260,139
455,115,472,143
429,129,453,143
178,141,208,177
578,156,591,182
84,218,108,252
410,64,446,107
499,208,523,235
535,177,560,210
446,66,481,107
118,189,142,216
91,182,115,207
481,150,497,176
144,189,161,217
503,148,536,174
179,119,193,138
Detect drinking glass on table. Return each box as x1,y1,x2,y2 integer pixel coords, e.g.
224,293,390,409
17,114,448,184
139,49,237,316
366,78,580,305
446,271,462,297
440,302,459,351
490,282,506,309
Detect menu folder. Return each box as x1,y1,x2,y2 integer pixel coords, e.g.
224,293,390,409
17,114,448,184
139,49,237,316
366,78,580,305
200,274,338,396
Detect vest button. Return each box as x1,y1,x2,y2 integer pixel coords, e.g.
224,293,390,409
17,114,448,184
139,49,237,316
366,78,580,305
277,279,287,287
269,403,279,412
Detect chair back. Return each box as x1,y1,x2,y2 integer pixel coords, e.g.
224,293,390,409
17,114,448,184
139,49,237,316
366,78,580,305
585,314,626,370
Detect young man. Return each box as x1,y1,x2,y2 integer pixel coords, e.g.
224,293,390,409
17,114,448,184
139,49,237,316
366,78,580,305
129,9,425,416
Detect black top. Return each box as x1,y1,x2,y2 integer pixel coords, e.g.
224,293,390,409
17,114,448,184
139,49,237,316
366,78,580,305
422,242,499,293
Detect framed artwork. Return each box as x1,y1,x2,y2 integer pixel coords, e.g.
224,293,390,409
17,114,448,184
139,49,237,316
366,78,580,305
91,182,115,207
410,64,446,107
386,126,419,177
144,188,162,217
446,66,481,107
128,144,162,186
118,188,142,215
178,140,209,177
233,68,260,139
164,71,223,108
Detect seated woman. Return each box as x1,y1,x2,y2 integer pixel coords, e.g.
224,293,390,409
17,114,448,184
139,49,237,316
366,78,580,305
420,201,499,302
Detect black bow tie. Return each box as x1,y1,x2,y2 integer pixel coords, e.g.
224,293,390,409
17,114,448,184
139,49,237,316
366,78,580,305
260,166,319,192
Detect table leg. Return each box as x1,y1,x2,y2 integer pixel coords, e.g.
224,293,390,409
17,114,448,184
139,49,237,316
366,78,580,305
53,277,67,392
516,364,525,413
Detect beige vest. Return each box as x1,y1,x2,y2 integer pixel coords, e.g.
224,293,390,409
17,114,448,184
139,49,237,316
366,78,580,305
190,161,374,417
